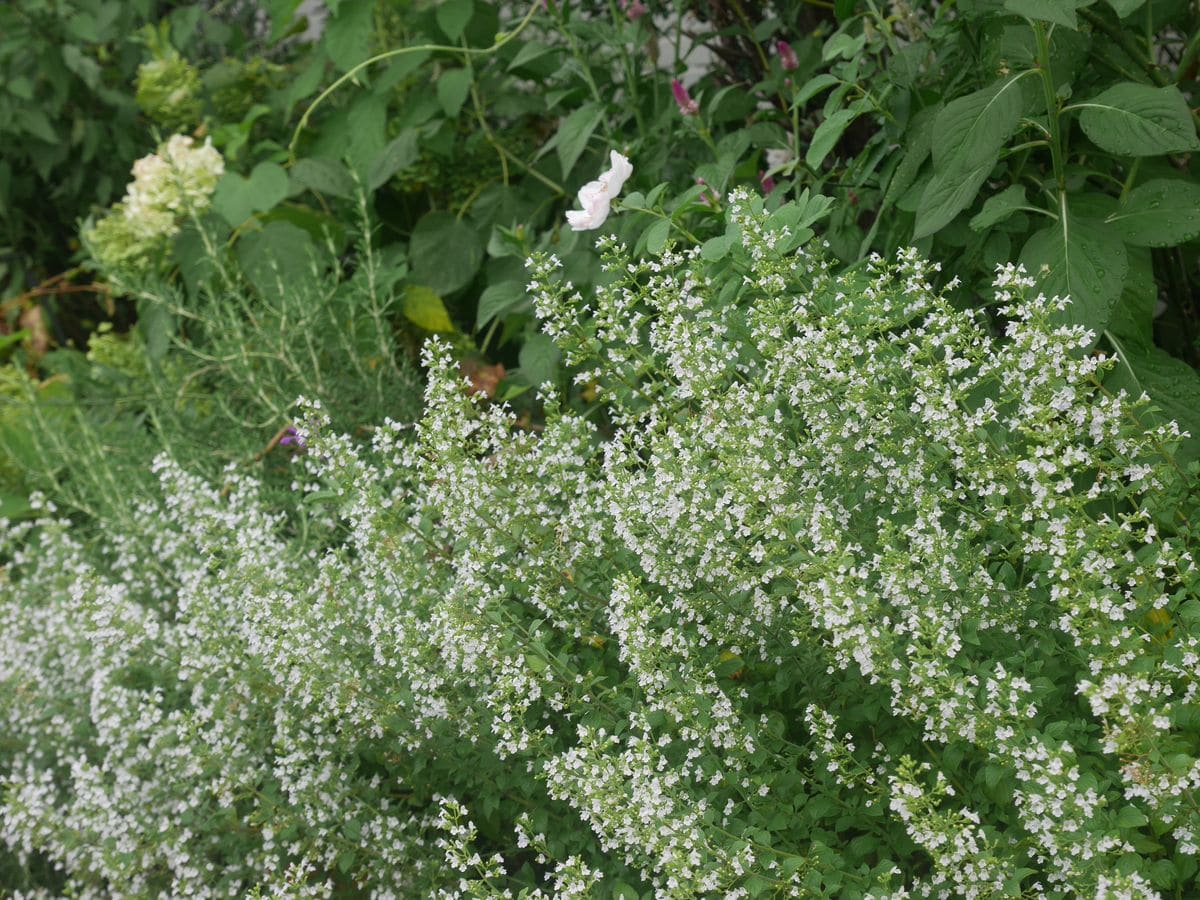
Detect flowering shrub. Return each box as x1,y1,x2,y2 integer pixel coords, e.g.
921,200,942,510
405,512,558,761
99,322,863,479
82,135,224,280
3,191,1199,896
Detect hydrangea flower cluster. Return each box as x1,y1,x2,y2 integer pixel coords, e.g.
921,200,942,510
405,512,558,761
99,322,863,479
83,134,224,279
2,191,1198,896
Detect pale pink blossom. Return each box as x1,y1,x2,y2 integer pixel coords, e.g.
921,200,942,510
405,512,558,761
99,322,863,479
566,150,633,231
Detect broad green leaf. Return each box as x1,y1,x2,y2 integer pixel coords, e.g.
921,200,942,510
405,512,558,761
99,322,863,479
1105,0,1146,17
323,0,372,72
436,68,473,118
1076,83,1200,157
1004,0,1079,29
1106,179,1200,247
645,219,671,254
290,158,355,199
915,158,995,238
970,184,1034,231
236,221,315,296
701,233,732,261
519,332,560,387
409,211,483,295
883,105,937,207
554,103,605,179
1106,245,1155,344
476,280,529,329
266,0,303,41
436,0,474,42
137,299,174,361
368,130,419,190
0,491,33,521
806,109,858,169
932,76,1027,171
793,73,839,107
913,76,1027,238
212,162,290,226
402,285,455,332
1019,202,1128,334
1105,338,1200,464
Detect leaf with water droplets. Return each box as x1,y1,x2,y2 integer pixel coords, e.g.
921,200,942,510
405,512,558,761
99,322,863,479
1106,179,1200,247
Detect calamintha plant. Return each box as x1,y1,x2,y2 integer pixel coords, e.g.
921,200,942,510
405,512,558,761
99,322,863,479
2,191,1198,897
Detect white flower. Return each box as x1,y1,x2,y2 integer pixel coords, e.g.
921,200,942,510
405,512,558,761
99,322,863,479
566,150,633,231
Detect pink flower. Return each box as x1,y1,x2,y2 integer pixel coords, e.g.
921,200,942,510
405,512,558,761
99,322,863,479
775,39,799,72
566,150,634,231
620,0,649,20
759,170,777,194
671,79,699,116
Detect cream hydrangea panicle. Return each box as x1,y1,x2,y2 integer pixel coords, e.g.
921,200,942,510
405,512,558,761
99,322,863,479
565,150,633,231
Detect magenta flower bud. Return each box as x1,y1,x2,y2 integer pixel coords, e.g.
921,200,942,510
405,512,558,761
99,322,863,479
776,39,799,72
671,79,699,116
759,170,777,194
620,0,649,20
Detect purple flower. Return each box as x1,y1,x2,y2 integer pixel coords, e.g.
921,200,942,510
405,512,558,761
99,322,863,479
279,426,306,449
776,39,799,72
671,79,699,116
759,170,777,194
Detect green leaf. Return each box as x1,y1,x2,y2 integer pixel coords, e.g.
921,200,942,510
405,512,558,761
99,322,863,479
645,219,671,254
476,280,529,329
1076,84,1200,157
1018,203,1128,334
1004,0,1079,29
1115,805,1150,829
913,76,1026,238
137,299,175,361
0,491,34,521
324,0,373,72
519,332,560,387
806,109,859,170
915,159,996,238
1106,179,1200,247
212,162,289,227
402,285,456,332
436,0,474,41
554,103,605,179
368,130,419,191
290,158,355,200
1105,0,1146,17
701,233,731,261
793,73,839,107
266,0,304,41
436,68,473,118
1105,337,1200,464
236,221,315,296
970,185,1033,231
409,211,483,295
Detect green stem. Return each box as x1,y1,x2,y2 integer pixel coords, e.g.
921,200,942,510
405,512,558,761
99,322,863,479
1032,21,1066,195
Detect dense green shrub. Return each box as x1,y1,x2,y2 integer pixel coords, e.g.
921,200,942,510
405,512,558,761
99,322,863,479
3,192,1198,896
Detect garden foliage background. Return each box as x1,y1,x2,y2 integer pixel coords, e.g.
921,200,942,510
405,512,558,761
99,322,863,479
1,0,1200,896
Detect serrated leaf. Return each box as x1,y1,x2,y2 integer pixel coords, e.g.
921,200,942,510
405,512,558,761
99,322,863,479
402,285,455,332
553,103,605,179
970,184,1032,231
1077,83,1200,157
436,68,473,118
1106,179,1200,247
368,131,419,190
475,280,528,329
1019,202,1128,334
806,109,859,169
436,0,474,42
1004,0,1079,29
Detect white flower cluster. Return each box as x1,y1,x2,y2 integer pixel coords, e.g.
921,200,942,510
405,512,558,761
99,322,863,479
4,191,1198,896
122,134,225,241
83,134,224,278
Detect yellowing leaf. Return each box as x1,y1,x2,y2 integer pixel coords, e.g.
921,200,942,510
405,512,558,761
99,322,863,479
402,285,456,333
